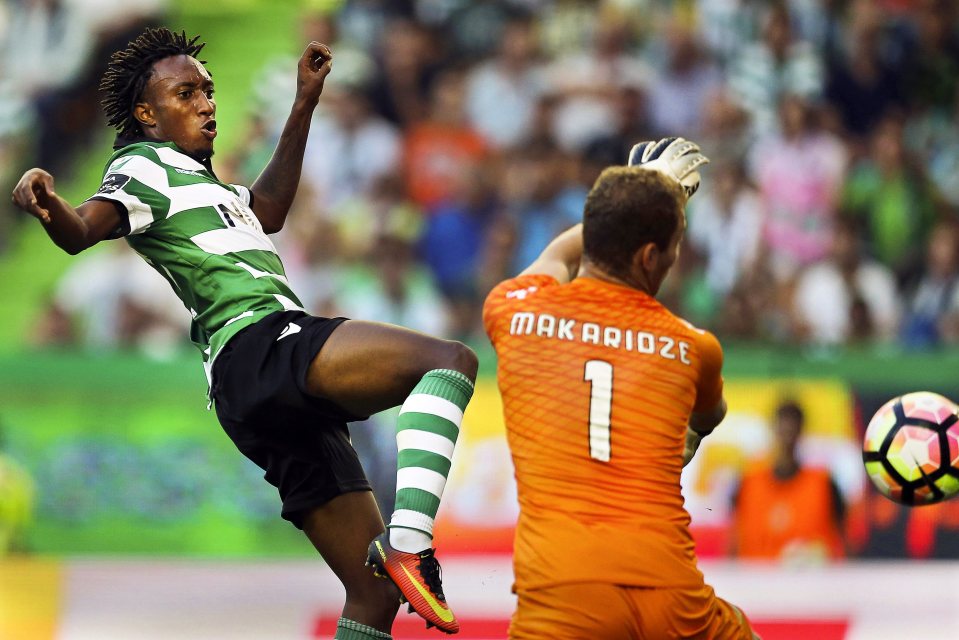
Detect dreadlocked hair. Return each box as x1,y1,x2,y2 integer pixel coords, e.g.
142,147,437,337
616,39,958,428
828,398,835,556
99,28,206,138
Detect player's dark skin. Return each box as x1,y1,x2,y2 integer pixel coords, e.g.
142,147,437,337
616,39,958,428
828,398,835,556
12,42,478,634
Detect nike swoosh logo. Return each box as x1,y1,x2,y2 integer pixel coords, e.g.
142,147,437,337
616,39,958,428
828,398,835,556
400,563,455,623
276,322,301,341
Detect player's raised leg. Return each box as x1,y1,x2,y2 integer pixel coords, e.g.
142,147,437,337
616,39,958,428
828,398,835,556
306,320,478,634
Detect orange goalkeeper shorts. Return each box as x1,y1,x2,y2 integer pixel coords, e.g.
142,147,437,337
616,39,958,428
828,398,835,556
510,581,754,639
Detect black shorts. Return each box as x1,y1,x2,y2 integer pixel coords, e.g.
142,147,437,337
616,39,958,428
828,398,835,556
210,310,372,528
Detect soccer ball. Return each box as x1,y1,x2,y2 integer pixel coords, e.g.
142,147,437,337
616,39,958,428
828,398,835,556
862,391,959,506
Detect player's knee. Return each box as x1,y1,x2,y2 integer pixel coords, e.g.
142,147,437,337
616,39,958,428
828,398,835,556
444,340,478,380
416,338,478,381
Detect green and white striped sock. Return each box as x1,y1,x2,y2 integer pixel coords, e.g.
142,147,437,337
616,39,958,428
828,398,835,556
388,368,474,553
334,618,392,639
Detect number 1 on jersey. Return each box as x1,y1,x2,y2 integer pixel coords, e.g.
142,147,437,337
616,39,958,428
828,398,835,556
584,360,613,461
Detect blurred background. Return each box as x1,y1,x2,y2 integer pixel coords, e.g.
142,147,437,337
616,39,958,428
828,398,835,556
2,0,959,638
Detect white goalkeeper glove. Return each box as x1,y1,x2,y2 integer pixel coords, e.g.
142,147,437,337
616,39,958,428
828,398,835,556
628,136,710,199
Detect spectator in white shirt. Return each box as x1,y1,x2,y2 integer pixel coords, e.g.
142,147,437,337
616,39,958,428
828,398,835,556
792,218,900,345
687,161,764,297
465,14,544,150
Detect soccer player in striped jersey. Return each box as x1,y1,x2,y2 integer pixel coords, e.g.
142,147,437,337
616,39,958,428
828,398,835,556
483,147,759,638
12,28,473,638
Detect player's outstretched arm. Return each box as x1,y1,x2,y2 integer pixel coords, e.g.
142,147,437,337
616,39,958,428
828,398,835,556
519,223,583,283
250,42,332,233
11,168,121,254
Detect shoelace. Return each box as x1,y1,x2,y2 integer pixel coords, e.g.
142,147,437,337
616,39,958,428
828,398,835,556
417,550,446,602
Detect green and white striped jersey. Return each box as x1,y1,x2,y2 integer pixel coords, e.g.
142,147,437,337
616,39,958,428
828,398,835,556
86,140,304,377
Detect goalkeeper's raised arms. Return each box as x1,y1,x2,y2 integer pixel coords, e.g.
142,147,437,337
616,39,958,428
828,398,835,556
628,136,710,199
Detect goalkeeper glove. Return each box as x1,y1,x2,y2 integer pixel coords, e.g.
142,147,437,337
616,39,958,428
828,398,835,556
628,136,709,199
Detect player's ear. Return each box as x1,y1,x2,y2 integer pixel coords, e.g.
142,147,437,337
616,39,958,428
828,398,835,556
638,242,660,273
134,102,155,128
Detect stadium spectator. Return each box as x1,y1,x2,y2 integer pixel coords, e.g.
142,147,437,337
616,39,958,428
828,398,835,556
0,0,96,173
286,172,428,321
501,141,586,274
464,13,544,150
900,220,959,348
899,0,959,113
1,0,167,177
295,7,375,91
578,85,654,173
790,0,846,62
421,162,501,340
694,0,764,66
544,14,651,151
698,87,753,166
332,207,448,338
686,160,764,300
301,83,401,211
366,18,440,126
749,94,847,282
718,262,789,341
336,0,415,54
732,400,846,563
227,4,376,185
841,114,938,284
792,218,900,345
536,0,603,58
824,2,905,143
437,0,531,62
403,67,487,210
727,2,824,136
646,16,722,139
904,85,959,209
32,241,189,355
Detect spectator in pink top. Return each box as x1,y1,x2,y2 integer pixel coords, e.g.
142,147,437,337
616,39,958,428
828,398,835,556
749,94,847,282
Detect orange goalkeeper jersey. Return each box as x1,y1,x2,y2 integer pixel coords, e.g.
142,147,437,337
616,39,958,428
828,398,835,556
483,274,724,591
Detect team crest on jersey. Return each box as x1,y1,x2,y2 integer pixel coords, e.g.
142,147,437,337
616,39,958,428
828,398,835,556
97,173,131,195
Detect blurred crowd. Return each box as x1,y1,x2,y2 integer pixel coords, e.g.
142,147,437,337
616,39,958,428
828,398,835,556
7,0,959,353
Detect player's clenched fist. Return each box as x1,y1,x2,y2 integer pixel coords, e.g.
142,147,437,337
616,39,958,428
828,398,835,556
11,168,56,224
296,41,333,104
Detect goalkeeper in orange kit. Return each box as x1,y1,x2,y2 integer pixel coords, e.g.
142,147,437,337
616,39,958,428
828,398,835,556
484,138,759,639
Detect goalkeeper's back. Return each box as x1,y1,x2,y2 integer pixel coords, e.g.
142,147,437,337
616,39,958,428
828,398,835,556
483,271,723,591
